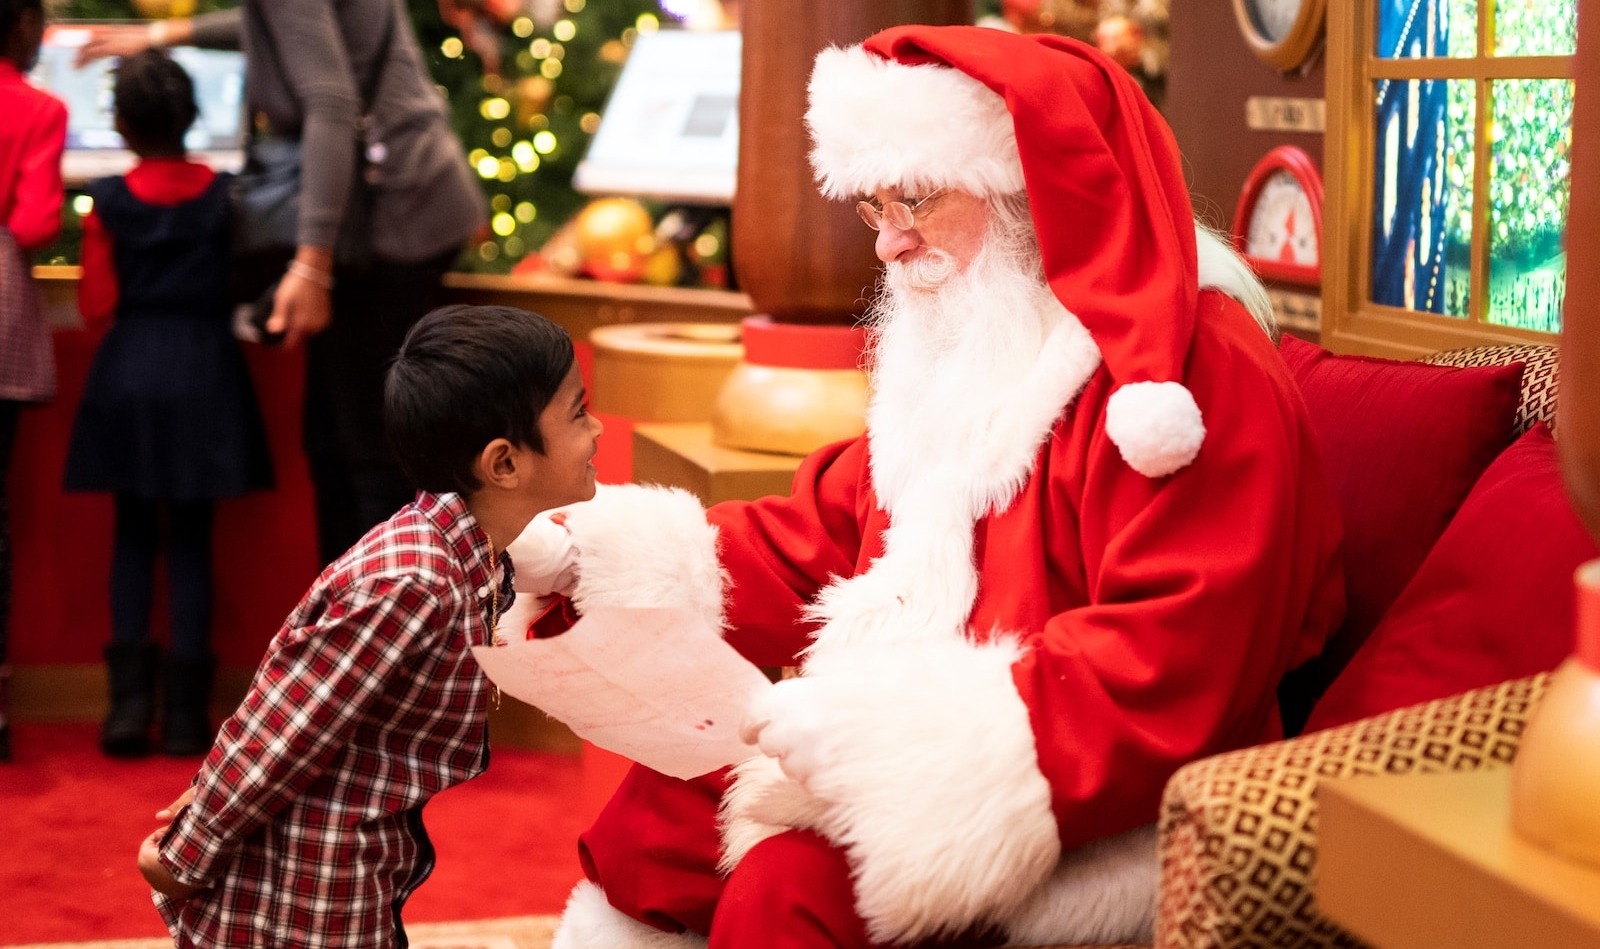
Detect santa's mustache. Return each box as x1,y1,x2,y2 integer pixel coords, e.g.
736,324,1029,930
886,247,959,294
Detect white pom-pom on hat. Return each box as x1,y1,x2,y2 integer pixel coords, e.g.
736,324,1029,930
1104,381,1205,478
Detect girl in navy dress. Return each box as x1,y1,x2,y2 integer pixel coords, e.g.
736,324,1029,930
64,49,272,758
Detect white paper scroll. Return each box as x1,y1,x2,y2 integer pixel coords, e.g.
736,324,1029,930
471,605,771,779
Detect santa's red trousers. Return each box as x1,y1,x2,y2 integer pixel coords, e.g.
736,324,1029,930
578,764,1007,949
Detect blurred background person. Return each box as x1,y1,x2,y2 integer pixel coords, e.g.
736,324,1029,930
0,0,67,763
63,49,274,759
79,0,488,567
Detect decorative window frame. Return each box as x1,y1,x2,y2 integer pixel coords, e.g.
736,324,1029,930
1322,1,1572,357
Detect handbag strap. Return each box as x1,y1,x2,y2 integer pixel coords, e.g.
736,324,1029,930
245,0,397,135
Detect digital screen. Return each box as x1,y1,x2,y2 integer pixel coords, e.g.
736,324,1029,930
574,29,740,205
29,24,247,181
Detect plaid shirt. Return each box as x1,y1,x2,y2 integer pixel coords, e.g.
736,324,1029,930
156,492,510,947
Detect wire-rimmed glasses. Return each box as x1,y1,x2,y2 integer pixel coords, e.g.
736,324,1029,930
856,189,948,231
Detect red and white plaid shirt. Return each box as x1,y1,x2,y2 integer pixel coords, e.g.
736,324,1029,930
155,492,509,947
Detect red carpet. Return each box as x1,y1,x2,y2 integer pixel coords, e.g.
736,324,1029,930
0,723,589,946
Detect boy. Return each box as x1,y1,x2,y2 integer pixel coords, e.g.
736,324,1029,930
136,304,602,947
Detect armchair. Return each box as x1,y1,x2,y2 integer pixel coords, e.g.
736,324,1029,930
1021,341,1571,949
1150,341,1568,949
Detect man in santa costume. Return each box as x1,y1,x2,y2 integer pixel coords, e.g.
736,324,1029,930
539,23,1344,949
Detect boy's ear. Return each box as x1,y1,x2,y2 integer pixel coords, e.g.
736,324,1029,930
474,438,522,489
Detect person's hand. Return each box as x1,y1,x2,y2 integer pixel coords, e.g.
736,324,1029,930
266,265,334,349
137,828,203,900
507,512,578,598
740,678,832,792
74,24,154,66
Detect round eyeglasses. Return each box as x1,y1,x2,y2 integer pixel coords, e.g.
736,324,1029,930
856,189,948,231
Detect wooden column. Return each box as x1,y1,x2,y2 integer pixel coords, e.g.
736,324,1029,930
1561,0,1600,542
732,0,974,324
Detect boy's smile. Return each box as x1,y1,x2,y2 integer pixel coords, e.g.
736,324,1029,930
526,360,603,511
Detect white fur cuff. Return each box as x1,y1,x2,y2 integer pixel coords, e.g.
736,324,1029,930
781,638,1060,943
552,881,708,949
1104,380,1205,477
1001,823,1159,946
559,483,727,634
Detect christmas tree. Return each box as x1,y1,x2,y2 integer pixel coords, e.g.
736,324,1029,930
418,0,669,274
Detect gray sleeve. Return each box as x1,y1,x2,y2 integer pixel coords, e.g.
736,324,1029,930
185,8,243,51
253,0,360,252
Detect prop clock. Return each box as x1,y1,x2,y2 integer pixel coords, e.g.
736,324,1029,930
1232,0,1326,72
1231,145,1324,287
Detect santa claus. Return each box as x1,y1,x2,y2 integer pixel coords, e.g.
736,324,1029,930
535,24,1345,949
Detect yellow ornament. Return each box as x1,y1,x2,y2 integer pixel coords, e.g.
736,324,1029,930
640,245,683,287
514,76,555,127
574,197,654,282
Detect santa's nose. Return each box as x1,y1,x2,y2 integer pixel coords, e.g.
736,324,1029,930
875,223,921,263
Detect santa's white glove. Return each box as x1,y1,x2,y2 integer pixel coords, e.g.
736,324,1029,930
740,677,834,793
506,511,577,598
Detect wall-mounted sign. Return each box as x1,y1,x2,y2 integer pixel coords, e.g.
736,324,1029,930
1266,287,1321,333
1245,96,1326,133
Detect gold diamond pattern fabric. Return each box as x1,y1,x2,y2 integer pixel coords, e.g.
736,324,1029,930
1154,674,1550,949
1424,343,1560,434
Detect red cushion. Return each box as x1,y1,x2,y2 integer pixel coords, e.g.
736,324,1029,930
1276,335,1524,728
1305,423,1595,731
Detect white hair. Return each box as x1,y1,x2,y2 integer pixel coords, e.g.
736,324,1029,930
1194,222,1277,339
977,193,1276,340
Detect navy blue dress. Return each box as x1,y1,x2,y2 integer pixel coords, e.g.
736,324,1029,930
63,174,273,500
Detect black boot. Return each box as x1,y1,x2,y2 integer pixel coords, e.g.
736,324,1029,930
161,653,215,757
101,643,159,757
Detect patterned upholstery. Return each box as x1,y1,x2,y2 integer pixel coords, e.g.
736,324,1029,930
1154,674,1548,949
1142,341,1560,949
1019,342,1561,949
1423,342,1560,434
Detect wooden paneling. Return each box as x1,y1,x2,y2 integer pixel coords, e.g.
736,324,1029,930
1165,4,1326,236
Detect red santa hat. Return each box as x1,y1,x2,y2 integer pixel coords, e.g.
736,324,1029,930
806,25,1204,478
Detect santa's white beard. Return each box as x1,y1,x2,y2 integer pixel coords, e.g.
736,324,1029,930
870,222,1066,382
864,234,1075,500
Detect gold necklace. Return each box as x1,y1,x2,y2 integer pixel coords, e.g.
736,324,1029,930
486,541,503,710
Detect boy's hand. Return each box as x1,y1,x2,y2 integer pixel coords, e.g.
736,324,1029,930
507,512,578,598
137,829,203,900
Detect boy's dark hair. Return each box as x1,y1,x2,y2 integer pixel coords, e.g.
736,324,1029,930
386,304,576,496
113,49,198,155
0,0,42,53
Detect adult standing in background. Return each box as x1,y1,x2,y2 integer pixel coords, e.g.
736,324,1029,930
0,0,68,763
80,0,488,567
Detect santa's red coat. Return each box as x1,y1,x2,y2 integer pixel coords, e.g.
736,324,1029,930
557,290,1345,944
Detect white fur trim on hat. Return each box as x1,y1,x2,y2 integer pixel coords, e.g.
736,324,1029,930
806,45,1024,199
1104,381,1205,477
